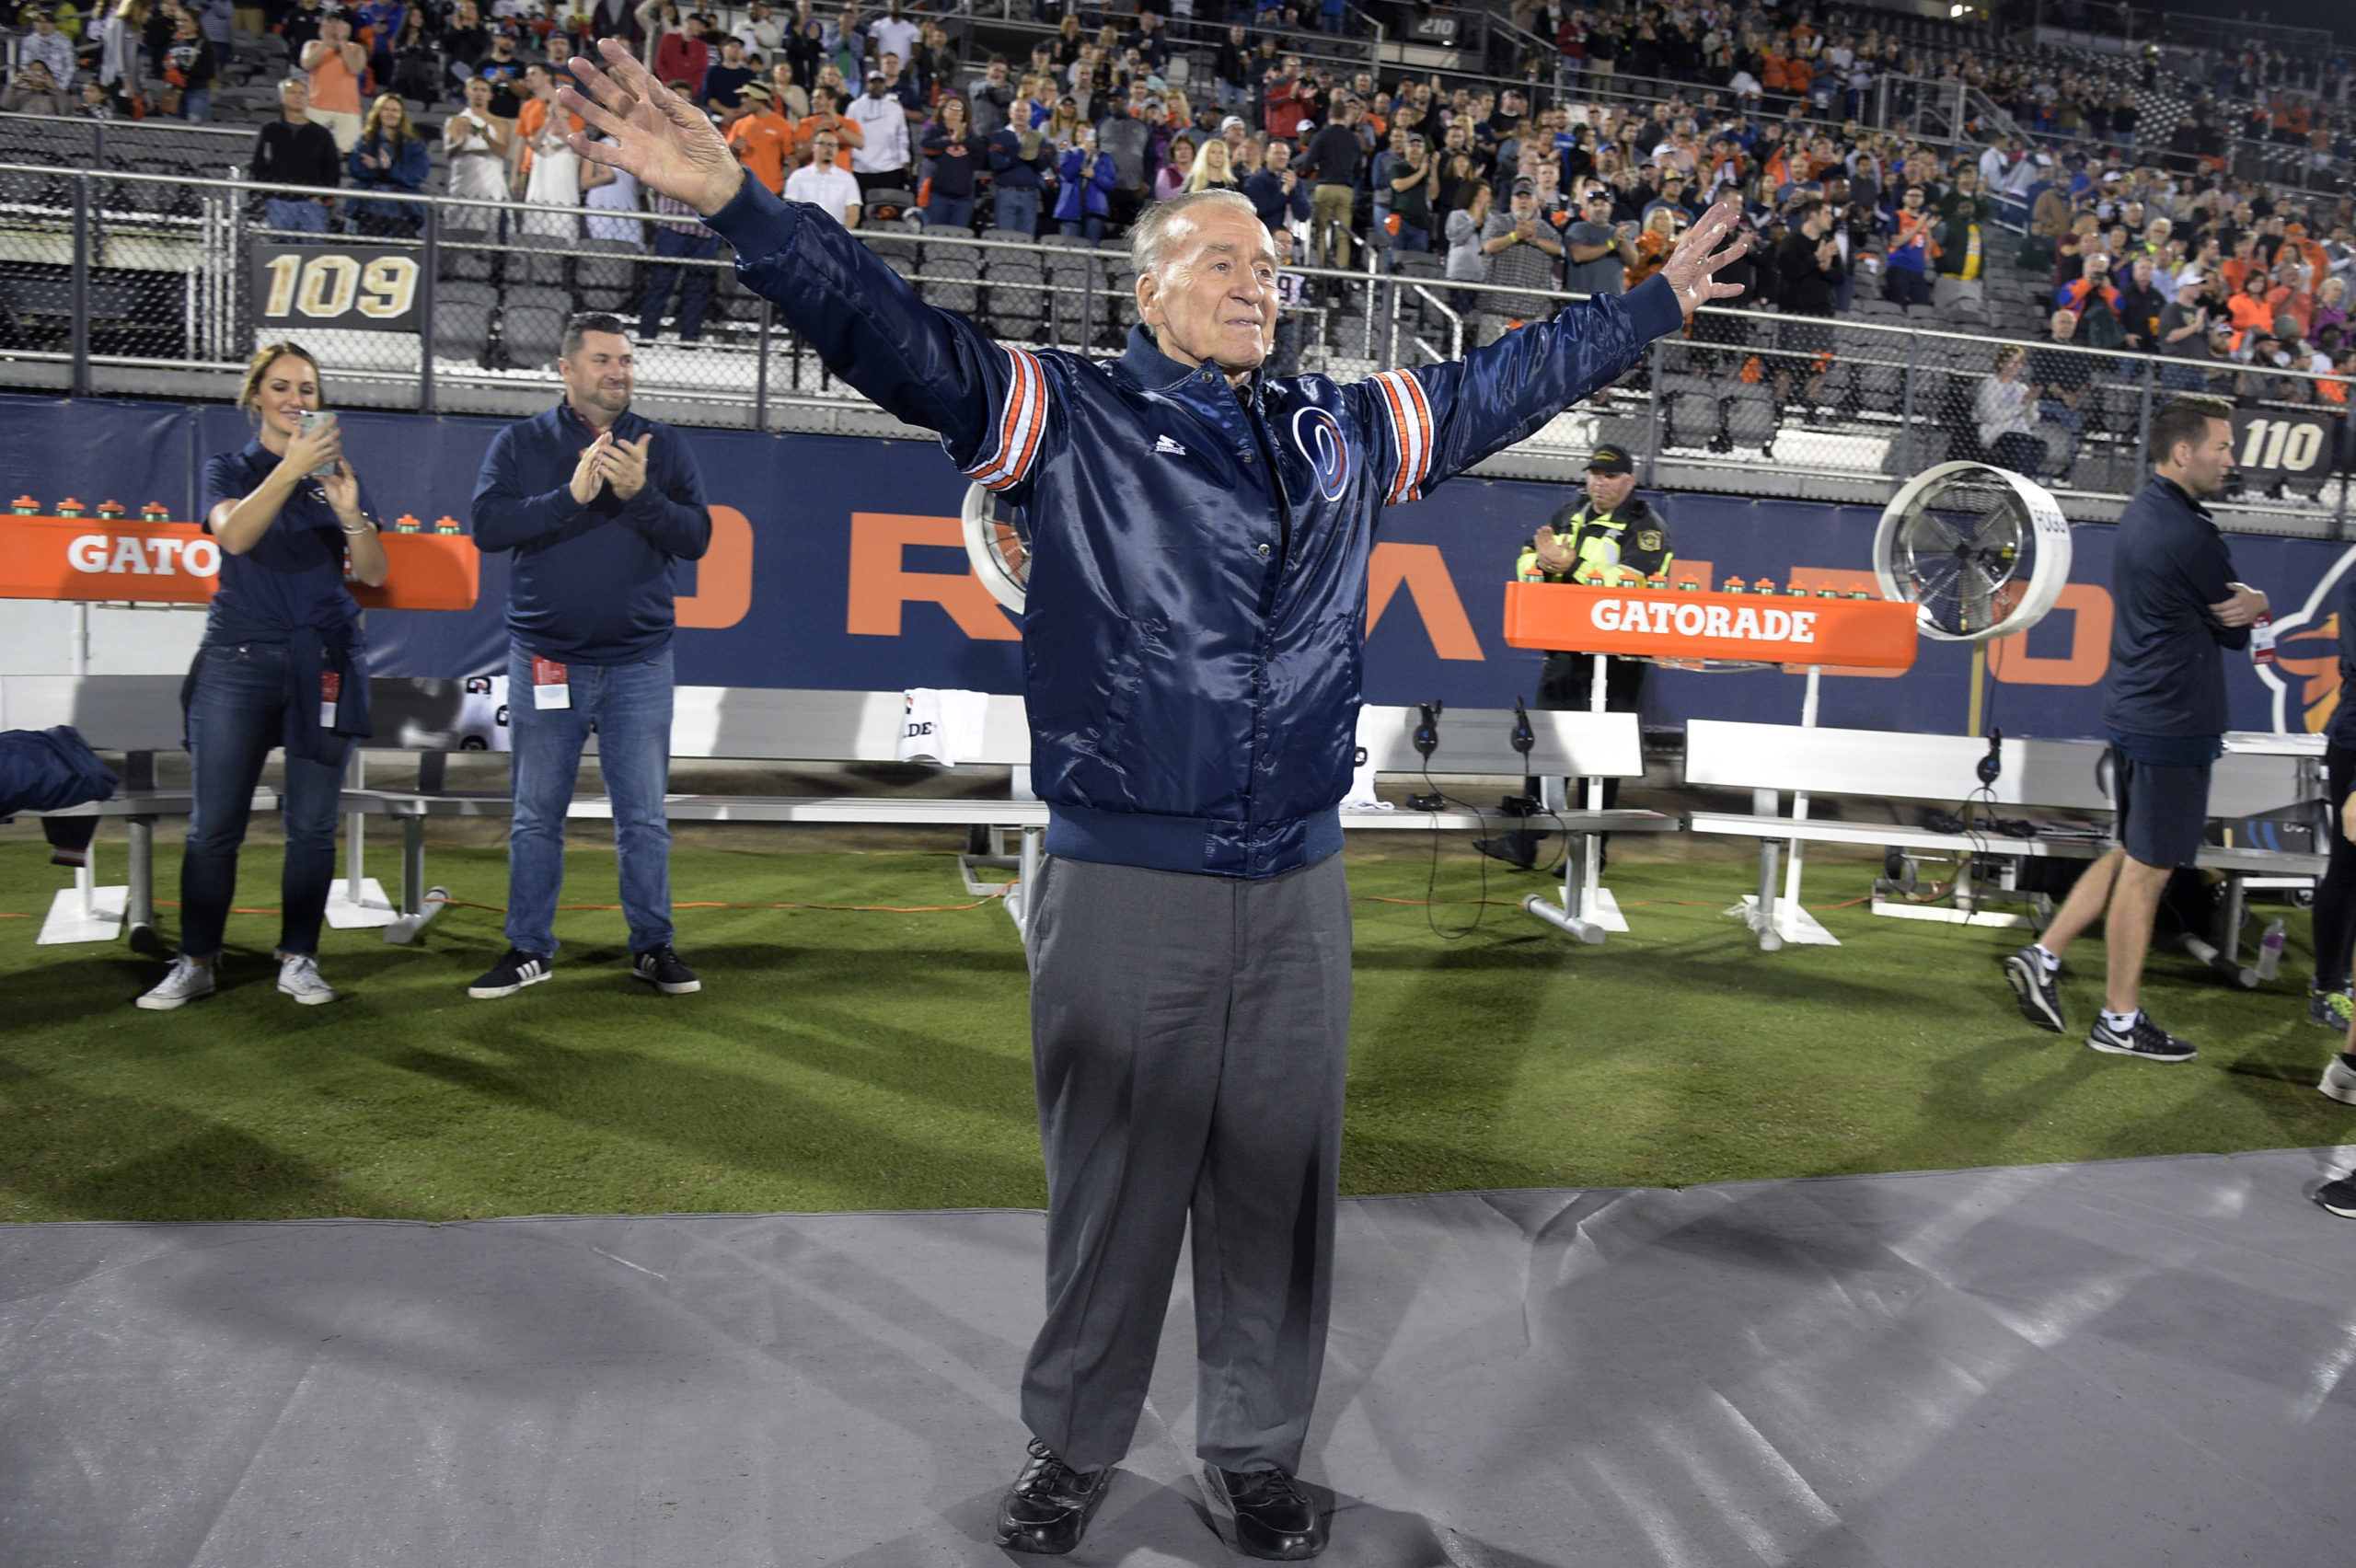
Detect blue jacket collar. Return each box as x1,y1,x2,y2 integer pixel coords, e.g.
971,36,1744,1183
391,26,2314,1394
2150,473,2214,522
554,398,644,440
1116,324,1269,409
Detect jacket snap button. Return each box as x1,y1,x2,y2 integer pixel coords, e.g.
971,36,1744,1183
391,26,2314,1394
1240,450,1254,463
1256,542,1271,557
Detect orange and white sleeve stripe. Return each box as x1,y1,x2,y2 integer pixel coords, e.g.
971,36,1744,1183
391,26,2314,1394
1368,369,1435,506
961,347,1051,493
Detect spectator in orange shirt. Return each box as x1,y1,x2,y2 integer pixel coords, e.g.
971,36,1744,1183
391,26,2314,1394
1625,206,1677,288
2220,233,2259,297
798,86,864,170
2283,223,2332,284
727,81,796,194
2267,258,2316,340
2320,346,2351,412
2224,271,2275,352
511,61,584,180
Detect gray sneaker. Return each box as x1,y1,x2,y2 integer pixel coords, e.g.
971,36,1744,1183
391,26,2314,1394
276,953,338,1006
2320,1055,2356,1107
134,955,215,1010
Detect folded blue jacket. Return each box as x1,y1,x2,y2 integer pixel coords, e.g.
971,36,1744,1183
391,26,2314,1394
0,726,118,818
707,178,1682,877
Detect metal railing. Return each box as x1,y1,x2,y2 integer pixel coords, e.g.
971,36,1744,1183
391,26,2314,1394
0,160,2344,537
2027,1,2336,60
951,6,1389,88
0,110,251,166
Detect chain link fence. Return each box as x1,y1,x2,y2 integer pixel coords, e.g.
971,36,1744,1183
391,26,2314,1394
0,155,2346,536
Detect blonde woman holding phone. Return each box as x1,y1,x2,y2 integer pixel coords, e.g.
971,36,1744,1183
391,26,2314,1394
135,343,388,1012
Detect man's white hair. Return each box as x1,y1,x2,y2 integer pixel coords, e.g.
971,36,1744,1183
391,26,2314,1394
1128,189,1267,281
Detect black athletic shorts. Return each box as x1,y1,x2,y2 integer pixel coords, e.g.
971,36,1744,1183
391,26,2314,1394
2111,751,2211,870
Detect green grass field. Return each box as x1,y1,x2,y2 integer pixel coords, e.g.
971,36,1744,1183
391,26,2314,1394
2,836,2350,1224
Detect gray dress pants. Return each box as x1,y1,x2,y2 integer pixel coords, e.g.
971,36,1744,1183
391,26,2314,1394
1020,852,1353,1474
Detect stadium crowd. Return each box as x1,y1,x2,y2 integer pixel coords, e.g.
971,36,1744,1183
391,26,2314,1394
4,0,2354,417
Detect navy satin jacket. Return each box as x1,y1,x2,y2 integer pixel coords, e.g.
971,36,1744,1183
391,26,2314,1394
706,178,1684,878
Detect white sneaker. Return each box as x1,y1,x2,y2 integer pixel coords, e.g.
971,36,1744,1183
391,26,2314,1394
135,955,215,1010
2321,1055,2356,1107
276,952,339,1006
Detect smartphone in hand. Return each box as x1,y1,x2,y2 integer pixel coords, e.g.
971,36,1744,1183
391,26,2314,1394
298,410,339,478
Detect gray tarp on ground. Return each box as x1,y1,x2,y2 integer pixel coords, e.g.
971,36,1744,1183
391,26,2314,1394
4,1147,2353,1566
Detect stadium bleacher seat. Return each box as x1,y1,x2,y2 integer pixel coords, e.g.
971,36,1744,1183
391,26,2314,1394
433,281,497,367
979,245,1045,340
572,238,641,315
498,285,571,369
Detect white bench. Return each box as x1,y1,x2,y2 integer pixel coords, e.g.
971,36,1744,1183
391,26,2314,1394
1682,717,2326,975
547,689,1666,934
5,676,1663,943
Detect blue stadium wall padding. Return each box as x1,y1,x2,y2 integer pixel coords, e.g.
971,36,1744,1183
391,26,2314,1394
6,392,2349,742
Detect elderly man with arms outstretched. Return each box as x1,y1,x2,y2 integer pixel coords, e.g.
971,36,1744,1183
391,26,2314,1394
556,38,1747,1561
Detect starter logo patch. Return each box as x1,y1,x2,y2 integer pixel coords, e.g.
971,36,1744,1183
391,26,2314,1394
1290,407,1349,502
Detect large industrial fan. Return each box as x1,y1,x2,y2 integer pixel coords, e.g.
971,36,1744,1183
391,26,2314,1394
963,483,1031,615
1873,460,2073,644
1860,461,2077,946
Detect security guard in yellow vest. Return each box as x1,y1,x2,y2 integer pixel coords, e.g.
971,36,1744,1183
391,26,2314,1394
1516,443,1672,717
1483,444,1670,870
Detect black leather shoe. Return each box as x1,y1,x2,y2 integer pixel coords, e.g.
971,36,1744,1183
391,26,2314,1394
1208,1466,1328,1560
994,1438,1112,1554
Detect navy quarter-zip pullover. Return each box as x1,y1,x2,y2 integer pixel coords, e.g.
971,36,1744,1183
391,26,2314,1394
471,401,713,665
2106,473,2247,742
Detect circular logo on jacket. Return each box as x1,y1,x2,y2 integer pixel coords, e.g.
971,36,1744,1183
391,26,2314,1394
1290,407,1349,502
1636,530,1664,552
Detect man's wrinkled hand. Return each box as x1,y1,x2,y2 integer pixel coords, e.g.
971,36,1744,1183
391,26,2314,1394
560,38,745,215
1657,196,1750,318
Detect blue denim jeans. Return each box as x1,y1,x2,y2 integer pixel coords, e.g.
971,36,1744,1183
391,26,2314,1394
639,226,718,341
504,640,676,956
179,640,350,960
993,185,1039,236
1059,215,1104,242
925,192,976,229
265,196,329,236
180,86,211,122
1388,225,1430,259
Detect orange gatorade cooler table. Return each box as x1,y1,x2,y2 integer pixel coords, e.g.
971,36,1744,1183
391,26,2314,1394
1503,580,1919,671
1,503,479,611
1502,575,1923,954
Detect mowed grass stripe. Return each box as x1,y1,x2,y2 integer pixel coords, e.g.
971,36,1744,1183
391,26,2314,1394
0,840,2346,1222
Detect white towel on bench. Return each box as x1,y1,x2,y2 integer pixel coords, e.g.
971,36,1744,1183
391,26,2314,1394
898,688,991,768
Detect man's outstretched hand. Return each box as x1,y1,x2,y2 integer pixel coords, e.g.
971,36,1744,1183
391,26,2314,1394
1657,197,1750,319
560,38,745,217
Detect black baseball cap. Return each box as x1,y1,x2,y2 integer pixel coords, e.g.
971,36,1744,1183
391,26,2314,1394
1587,444,1635,476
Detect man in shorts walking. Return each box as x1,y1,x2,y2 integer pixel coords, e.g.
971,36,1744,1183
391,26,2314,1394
2004,395,2262,1060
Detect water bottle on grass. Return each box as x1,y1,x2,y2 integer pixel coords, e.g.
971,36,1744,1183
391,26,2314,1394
2258,917,2286,982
